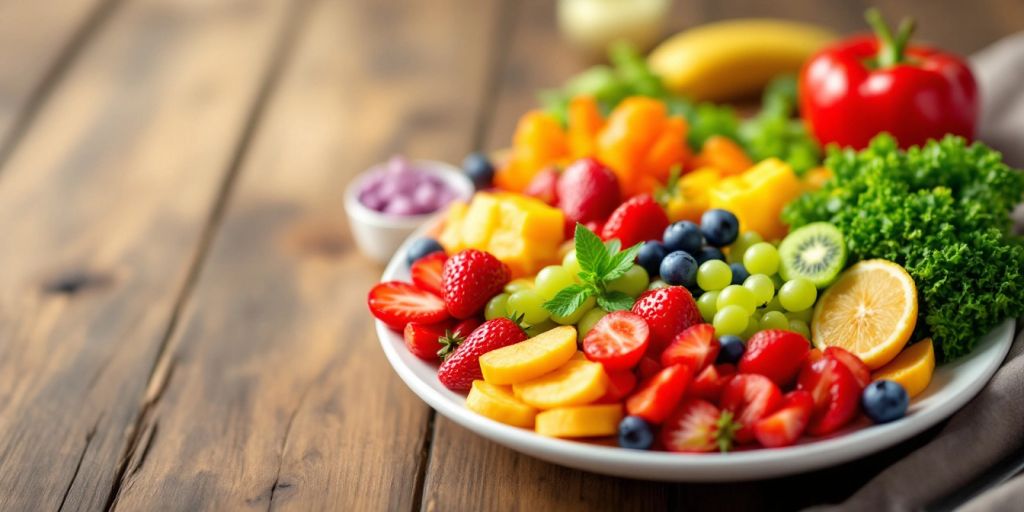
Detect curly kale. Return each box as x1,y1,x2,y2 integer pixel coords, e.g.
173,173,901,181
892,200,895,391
783,134,1024,360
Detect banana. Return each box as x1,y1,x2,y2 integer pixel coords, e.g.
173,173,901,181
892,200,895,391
649,19,837,102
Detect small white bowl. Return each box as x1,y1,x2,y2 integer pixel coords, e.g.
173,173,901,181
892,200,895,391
344,159,474,263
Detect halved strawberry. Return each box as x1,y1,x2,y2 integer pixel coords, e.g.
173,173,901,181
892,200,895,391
368,281,449,330
404,321,451,361
583,311,650,371
524,167,560,205
661,399,741,453
410,252,447,296
595,369,638,404
636,356,662,381
661,323,719,372
721,374,784,444
688,363,736,402
824,346,871,389
753,390,814,448
625,364,692,424
631,286,702,354
738,329,811,387
601,194,670,248
797,354,861,436
442,249,510,319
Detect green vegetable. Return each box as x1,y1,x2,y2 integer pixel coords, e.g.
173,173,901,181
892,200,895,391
783,134,1024,359
544,224,641,316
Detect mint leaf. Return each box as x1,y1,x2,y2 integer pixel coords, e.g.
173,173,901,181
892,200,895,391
543,284,594,317
574,224,607,277
596,291,634,312
601,242,643,282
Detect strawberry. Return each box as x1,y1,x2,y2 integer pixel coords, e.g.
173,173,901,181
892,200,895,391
368,281,449,330
630,286,701,354
636,356,662,381
738,329,811,387
557,157,620,224
524,167,560,205
583,311,650,371
721,374,784,444
441,249,510,319
411,251,447,296
595,369,638,404
404,321,451,361
601,194,669,247
824,346,871,389
626,364,692,424
753,390,814,448
660,399,741,453
437,317,526,391
688,364,736,402
660,323,719,372
797,353,861,436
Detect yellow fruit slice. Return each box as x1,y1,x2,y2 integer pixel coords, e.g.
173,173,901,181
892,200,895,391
535,404,624,438
811,259,918,369
465,380,538,428
872,339,936,398
513,359,608,409
479,325,577,385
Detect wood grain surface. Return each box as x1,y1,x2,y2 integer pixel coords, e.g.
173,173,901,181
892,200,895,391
0,0,1019,510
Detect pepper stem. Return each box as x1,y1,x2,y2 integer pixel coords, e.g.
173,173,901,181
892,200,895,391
865,8,916,67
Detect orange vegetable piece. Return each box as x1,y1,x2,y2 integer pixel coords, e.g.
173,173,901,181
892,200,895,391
643,117,690,183
567,96,604,159
496,111,568,192
694,136,753,175
597,97,668,187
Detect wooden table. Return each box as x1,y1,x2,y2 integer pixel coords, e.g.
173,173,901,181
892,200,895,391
0,0,1019,510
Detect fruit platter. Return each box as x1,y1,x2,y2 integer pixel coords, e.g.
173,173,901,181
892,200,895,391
363,12,1023,480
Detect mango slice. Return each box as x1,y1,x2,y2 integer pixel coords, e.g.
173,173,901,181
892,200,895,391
465,380,538,428
479,325,577,385
535,404,624,438
513,359,608,409
872,339,935,398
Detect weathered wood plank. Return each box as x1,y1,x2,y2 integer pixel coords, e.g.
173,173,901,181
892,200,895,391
107,0,502,509
0,0,300,510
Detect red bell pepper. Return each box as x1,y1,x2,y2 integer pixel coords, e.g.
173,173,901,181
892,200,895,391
799,9,978,149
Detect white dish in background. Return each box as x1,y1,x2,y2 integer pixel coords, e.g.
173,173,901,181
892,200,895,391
376,228,1015,481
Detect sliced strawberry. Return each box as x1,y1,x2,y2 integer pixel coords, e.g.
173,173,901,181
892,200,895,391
626,364,692,424
661,399,740,453
368,281,449,330
442,249,510,319
824,346,871,389
721,374,784,444
403,321,452,361
410,252,447,296
797,354,861,436
807,348,824,365
636,356,662,381
661,323,719,372
437,317,527,391
524,167,560,205
688,364,736,402
601,194,669,248
738,329,811,387
631,286,702,354
583,311,650,371
753,390,814,448
595,369,638,404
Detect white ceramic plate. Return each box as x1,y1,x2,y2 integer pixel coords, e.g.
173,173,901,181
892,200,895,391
376,232,1015,481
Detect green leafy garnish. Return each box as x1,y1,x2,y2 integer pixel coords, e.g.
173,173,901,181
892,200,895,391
543,224,642,317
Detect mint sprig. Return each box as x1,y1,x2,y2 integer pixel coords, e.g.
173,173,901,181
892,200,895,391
543,224,642,318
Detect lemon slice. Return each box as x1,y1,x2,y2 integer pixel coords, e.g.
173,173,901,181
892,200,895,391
811,259,917,369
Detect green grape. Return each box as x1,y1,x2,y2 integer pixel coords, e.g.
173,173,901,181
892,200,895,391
714,305,749,336
786,308,813,323
778,278,817,312
697,290,720,322
577,307,608,338
485,293,509,320
551,295,596,325
507,289,549,325
743,274,775,307
743,242,780,275
716,285,756,315
760,310,789,331
647,279,669,291
788,318,810,338
504,278,533,294
525,319,558,337
763,295,783,312
562,250,582,280
696,260,732,291
728,231,763,263
607,265,650,297
740,316,761,340
534,265,575,301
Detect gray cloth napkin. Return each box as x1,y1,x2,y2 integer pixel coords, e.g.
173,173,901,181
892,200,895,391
813,34,1024,512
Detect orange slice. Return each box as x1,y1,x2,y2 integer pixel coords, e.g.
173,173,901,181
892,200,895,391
811,259,917,369
872,339,935,398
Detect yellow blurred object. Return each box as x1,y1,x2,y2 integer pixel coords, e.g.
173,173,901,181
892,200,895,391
708,158,802,241
665,167,721,222
439,192,565,278
557,0,670,56
513,358,608,409
479,325,578,385
535,404,624,438
872,339,935,398
466,380,538,428
649,19,837,102
803,166,833,191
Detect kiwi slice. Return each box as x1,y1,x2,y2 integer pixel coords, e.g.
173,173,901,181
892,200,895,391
779,222,847,288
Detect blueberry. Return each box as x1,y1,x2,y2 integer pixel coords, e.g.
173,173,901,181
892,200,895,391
862,380,909,424
695,246,726,265
405,237,445,267
663,221,703,254
716,335,745,364
660,251,698,287
462,152,495,190
701,209,739,247
618,416,653,450
729,262,750,285
637,241,668,277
